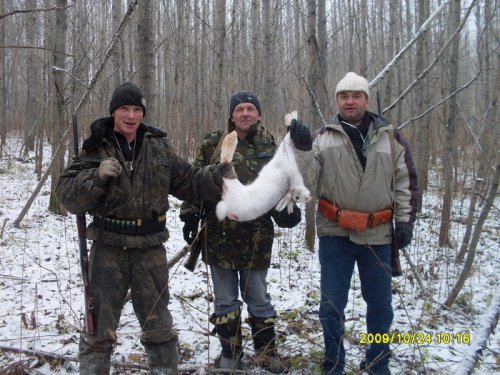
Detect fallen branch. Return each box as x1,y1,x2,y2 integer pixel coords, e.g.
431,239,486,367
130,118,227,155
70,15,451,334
0,345,278,373
167,244,191,269
455,285,500,375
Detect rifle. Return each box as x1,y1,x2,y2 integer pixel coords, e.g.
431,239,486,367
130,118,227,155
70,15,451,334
184,130,226,272
377,93,403,277
183,235,201,272
72,113,96,334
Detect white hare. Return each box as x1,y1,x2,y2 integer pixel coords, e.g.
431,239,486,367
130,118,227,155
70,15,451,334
216,111,311,222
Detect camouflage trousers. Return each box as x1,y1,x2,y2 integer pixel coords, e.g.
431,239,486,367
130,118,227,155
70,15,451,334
79,242,177,367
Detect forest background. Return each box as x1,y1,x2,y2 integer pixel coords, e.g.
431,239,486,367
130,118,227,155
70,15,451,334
0,0,498,373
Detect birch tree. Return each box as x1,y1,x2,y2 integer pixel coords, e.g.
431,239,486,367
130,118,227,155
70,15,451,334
414,0,431,212
213,0,227,123
0,0,6,151
24,0,36,154
48,0,68,214
137,0,156,124
438,0,461,246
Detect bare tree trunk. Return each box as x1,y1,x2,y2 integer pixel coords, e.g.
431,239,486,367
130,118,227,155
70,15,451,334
456,2,496,261
250,0,259,90
48,0,68,215
137,0,156,123
438,0,460,246
304,0,319,251
445,158,499,307
317,0,330,116
359,0,368,76
24,0,37,155
414,0,431,212
111,0,122,88
261,0,276,128
0,0,6,151
213,0,226,122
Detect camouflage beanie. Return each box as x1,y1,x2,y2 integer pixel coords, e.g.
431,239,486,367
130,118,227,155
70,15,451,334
109,81,147,116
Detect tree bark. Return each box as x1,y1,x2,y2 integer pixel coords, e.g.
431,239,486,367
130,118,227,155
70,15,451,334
48,0,68,215
0,0,6,151
438,0,460,246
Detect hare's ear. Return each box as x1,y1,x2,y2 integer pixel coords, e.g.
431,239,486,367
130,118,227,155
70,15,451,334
276,191,292,212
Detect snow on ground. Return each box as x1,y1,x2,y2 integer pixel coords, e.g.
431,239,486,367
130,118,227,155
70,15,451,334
0,140,498,374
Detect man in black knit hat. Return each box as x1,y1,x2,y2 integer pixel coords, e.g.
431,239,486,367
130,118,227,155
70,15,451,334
56,81,233,374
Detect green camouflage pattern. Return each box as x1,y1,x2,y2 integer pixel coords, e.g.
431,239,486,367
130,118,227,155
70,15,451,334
80,243,177,346
56,117,222,354
56,117,221,249
181,123,280,270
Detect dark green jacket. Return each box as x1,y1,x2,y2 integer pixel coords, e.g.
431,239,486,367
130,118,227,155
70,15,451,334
56,117,221,249
181,123,300,270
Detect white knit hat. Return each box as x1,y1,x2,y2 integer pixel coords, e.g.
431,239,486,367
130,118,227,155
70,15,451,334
335,72,369,98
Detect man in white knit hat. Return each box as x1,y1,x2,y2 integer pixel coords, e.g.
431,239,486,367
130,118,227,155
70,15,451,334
289,72,418,374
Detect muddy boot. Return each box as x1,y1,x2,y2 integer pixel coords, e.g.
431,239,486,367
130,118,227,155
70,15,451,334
210,308,243,370
248,315,285,374
78,345,111,375
143,336,179,375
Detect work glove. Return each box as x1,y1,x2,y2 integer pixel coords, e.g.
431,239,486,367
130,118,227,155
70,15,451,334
395,222,413,249
212,162,236,187
97,157,122,182
289,119,312,151
182,214,200,244
272,204,301,228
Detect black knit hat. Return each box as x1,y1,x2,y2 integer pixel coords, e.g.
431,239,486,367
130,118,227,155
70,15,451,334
109,81,147,116
229,90,261,117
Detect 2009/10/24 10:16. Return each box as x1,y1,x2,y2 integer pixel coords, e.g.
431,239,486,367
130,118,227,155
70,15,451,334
358,332,471,345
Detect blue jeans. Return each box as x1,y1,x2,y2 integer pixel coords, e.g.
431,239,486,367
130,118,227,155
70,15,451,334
319,236,393,373
210,265,276,319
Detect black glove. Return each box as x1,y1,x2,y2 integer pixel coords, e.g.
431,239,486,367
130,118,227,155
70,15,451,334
289,119,312,151
272,204,301,228
182,214,200,245
212,162,236,187
395,222,413,249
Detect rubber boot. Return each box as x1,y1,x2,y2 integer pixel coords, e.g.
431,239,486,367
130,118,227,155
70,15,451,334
248,315,285,374
78,348,112,375
143,336,179,375
210,308,243,370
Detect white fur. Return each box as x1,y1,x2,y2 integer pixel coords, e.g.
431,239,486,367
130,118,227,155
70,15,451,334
216,129,311,222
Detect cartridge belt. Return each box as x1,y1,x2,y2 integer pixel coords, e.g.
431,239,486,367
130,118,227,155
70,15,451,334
93,214,166,235
318,198,392,232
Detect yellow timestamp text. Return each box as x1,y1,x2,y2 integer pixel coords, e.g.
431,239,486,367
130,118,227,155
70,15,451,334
358,331,471,345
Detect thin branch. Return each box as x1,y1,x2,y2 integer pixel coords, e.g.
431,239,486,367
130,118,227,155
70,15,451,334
299,74,327,126
0,5,71,20
398,70,481,129
0,45,72,56
384,0,479,113
369,0,451,88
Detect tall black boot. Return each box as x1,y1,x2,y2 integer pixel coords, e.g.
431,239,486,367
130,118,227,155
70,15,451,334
248,315,285,373
210,308,243,369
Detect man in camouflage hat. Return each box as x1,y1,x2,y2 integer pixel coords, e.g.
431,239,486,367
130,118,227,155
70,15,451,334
180,90,301,372
56,81,232,374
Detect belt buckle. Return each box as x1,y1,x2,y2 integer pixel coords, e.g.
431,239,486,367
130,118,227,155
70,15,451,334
367,214,374,228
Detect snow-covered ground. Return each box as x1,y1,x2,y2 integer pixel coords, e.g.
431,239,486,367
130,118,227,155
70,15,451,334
0,140,498,374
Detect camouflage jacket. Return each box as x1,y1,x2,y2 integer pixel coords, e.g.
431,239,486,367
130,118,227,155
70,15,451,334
56,117,221,249
181,123,300,270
